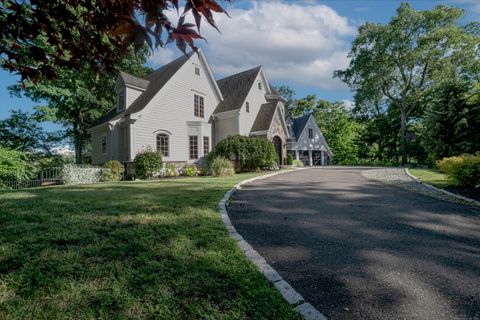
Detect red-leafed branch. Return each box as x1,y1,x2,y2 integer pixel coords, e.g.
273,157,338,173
0,0,230,82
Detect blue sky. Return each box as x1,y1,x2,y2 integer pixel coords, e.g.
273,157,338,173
0,0,478,132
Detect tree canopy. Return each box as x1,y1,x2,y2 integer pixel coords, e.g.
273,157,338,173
335,3,479,165
0,0,230,82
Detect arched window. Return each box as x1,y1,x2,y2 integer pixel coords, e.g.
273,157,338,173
156,133,169,157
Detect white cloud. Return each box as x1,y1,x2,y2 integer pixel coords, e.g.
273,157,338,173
148,47,176,66
341,99,355,111
149,1,356,90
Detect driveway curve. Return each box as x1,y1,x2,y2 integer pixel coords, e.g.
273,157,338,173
228,167,480,320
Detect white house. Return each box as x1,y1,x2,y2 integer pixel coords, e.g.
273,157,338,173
90,50,330,166
286,114,333,166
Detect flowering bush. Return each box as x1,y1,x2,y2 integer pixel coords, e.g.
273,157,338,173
163,163,180,177
62,164,103,185
102,160,124,181
437,153,480,187
208,135,277,172
182,164,198,177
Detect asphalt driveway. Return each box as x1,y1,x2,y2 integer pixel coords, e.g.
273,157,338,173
228,167,480,320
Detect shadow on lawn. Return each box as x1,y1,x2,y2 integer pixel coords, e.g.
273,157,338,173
0,180,301,319
228,169,480,320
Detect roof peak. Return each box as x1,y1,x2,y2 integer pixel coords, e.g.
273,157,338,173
217,65,262,82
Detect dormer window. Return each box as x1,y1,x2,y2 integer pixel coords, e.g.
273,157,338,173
258,82,262,90
117,91,125,111
195,66,200,76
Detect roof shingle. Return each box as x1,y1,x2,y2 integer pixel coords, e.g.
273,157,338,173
250,102,278,132
214,66,262,114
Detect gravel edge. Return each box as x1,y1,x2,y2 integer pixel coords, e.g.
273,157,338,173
219,168,328,320
404,168,480,208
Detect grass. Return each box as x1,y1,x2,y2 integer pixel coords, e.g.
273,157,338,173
0,174,301,320
409,168,451,188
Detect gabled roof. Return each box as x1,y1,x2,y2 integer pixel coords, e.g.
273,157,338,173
127,51,194,116
213,66,262,114
290,114,311,139
94,52,194,125
118,71,150,90
289,113,333,156
250,102,278,132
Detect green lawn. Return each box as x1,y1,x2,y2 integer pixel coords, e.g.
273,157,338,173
409,168,450,188
0,174,300,320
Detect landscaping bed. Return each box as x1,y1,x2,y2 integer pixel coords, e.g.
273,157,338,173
409,168,480,202
0,174,300,319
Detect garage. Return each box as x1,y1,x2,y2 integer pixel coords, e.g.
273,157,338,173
312,150,323,166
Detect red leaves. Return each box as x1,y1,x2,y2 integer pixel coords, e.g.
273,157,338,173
0,0,230,82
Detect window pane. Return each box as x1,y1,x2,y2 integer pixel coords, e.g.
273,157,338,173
194,95,199,117
156,134,169,157
189,136,198,159
101,135,107,153
203,136,209,155
195,67,200,75
194,95,204,118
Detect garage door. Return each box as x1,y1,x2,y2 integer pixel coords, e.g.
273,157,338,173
298,151,309,166
312,151,322,166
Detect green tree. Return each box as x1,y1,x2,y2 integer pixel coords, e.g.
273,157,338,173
0,109,59,153
10,48,153,164
314,100,361,164
421,80,480,162
335,3,476,165
274,85,296,115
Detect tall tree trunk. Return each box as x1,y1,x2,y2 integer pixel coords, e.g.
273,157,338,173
400,108,407,166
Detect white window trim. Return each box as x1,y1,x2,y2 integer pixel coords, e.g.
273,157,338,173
156,133,170,158
194,93,205,118
101,134,107,154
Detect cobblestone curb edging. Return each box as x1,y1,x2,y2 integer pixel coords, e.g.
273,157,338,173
219,168,328,320
405,168,480,208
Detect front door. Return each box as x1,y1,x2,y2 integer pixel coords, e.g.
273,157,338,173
273,136,282,165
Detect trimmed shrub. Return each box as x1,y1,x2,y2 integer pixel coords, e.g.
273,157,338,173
436,153,480,187
134,150,162,179
287,154,293,165
102,160,124,181
208,135,277,172
62,164,103,185
210,157,235,177
0,147,32,182
162,163,180,177
182,164,198,177
292,159,304,167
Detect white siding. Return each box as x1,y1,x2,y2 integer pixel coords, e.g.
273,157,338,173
238,71,269,135
215,115,239,142
293,117,327,151
133,54,220,162
91,125,112,164
126,87,143,108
